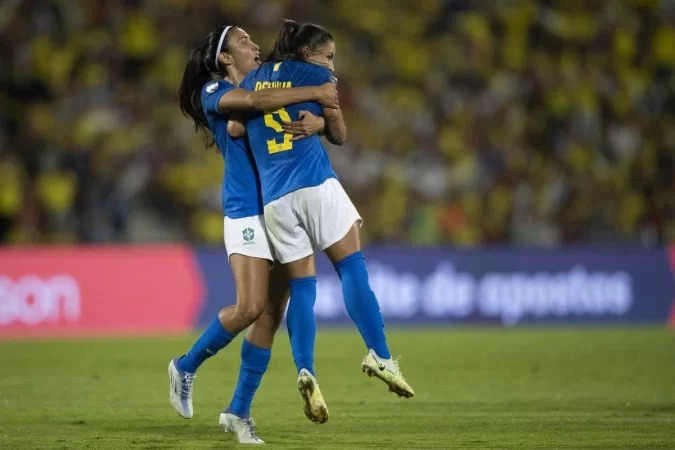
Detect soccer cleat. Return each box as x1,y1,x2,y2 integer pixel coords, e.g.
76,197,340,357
361,349,415,398
219,412,264,445
168,358,196,419
296,368,329,424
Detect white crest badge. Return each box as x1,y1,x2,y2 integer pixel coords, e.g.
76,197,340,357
206,81,218,93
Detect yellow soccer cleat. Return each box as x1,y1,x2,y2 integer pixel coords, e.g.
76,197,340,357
297,368,329,424
361,349,415,398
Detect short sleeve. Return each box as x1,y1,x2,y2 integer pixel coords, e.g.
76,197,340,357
201,80,236,115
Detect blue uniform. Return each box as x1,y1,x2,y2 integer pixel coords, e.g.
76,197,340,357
240,61,337,205
201,80,263,218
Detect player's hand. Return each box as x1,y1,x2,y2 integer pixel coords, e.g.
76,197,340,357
315,83,339,109
282,110,326,140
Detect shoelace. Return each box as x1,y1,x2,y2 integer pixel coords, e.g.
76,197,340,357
382,356,405,380
181,373,196,396
242,418,261,441
389,356,402,375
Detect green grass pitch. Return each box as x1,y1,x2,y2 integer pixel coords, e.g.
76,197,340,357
1,328,674,448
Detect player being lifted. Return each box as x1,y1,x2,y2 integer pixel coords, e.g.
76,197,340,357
172,24,336,444
233,19,415,423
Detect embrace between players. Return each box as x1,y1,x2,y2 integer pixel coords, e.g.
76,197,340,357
168,19,415,444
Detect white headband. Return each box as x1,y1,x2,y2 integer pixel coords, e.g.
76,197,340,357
215,26,233,68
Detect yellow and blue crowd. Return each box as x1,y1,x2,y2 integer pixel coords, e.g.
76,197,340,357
0,0,673,246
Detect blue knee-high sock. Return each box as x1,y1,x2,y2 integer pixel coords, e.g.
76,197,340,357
226,339,271,419
335,251,391,359
177,317,235,373
286,276,317,375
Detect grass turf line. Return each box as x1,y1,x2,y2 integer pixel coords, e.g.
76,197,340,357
0,328,674,449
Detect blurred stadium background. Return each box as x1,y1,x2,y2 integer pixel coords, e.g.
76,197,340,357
0,0,674,448
1,0,673,246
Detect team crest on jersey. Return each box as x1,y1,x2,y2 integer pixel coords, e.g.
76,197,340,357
242,227,255,243
206,81,218,93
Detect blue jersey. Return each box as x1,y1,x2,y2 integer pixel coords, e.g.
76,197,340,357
240,61,338,205
201,80,263,218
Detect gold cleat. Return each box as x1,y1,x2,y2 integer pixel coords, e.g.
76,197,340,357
361,349,415,398
297,369,329,424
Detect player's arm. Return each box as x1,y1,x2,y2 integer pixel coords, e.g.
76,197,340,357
299,66,345,144
227,113,246,138
322,106,347,145
281,110,326,141
218,83,338,112
229,110,325,140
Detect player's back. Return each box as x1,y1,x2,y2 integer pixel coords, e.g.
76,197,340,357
241,61,337,205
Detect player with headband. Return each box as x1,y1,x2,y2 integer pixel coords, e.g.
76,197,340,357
170,24,338,444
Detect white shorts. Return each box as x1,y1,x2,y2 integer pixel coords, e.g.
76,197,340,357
223,215,274,262
264,178,362,264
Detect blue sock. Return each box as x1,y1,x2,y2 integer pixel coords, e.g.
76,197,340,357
226,339,271,419
335,251,391,359
176,316,235,373
286,276,317,375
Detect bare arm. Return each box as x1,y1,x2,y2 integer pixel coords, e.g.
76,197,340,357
227,113,246,138
218,83,338,112
322,106,347,145
280,110,326,140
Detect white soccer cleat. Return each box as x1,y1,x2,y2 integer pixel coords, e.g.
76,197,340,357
297,368,329,424
168,358,196,419
219,412,265,444
361,349,415,398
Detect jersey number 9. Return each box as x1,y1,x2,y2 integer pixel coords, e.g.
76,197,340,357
264,108,293,154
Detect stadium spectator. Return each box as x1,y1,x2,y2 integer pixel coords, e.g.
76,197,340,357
1,0,673,246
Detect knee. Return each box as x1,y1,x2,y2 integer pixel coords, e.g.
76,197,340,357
234,295,266,325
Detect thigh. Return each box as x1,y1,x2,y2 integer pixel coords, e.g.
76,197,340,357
267,263,290,310
324,222,361,264
285,254,316,279
229,253,270,308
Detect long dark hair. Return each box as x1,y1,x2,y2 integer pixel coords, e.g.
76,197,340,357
179,25,236,144
267,19,333,62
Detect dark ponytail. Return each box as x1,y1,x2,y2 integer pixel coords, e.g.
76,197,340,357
267,19,300,61
267,19,333,62
179,25,235,145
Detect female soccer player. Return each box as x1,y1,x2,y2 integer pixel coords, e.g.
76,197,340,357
171,25,336,444
234,20,415,424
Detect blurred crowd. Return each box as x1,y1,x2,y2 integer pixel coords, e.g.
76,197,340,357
1,0,673,246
